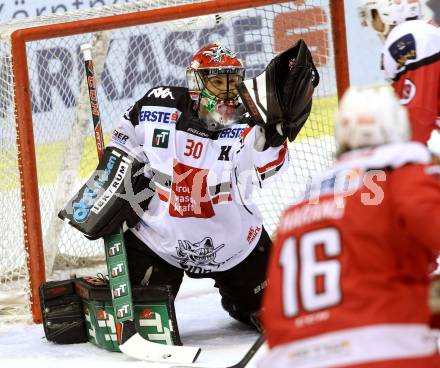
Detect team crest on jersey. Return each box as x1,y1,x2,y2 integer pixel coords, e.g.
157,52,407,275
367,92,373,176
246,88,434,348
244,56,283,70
147,87,175,100
152,128,170,148
173,237,225,270
389,34,416,67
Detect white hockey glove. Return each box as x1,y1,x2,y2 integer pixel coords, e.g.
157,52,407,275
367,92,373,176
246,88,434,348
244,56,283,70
254,126,266,152
253,124,286,152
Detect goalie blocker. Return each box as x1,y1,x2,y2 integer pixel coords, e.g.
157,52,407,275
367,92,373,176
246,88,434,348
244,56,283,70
238,39,319,148
58,146,153,240
39,277,182,351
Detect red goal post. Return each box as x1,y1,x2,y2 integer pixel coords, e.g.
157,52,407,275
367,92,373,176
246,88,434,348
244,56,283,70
1,0,348,323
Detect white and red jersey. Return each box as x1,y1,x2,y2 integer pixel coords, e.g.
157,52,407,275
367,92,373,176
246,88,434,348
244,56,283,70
261,142,440,368
108,86,288,275
382,20,440,143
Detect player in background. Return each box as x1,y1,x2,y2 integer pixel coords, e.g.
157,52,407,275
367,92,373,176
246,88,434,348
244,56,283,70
358,0,440,148
60,42,318,331
260,85,440,367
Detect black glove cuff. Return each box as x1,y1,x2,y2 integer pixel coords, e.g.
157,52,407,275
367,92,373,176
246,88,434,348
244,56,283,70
264,124,287,149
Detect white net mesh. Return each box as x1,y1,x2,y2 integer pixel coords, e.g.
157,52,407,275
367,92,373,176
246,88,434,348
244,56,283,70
0,0,338,323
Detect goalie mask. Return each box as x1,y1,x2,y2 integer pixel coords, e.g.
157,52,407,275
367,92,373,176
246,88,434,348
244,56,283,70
187,43,245,131
358,0,421,41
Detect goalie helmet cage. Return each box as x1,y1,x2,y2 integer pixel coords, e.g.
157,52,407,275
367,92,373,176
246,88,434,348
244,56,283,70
0,0,348,324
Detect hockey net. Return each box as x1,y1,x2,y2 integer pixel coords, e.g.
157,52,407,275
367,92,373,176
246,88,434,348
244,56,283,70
0,0,347,323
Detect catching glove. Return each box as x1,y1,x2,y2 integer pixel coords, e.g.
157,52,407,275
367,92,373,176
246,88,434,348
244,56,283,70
238,39,319,148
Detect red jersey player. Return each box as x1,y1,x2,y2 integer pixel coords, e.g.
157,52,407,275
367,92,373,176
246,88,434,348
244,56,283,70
358,0,440,146
260,86,440,367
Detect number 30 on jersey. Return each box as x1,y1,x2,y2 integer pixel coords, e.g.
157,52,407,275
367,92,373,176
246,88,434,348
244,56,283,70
279,228,342,317
184,139,204,159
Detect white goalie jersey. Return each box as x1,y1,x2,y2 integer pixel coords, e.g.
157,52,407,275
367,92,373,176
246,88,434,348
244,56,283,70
108,86,288,275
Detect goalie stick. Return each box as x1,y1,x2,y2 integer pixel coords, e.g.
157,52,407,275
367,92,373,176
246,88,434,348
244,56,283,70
80,43,200,364
171,335,266,368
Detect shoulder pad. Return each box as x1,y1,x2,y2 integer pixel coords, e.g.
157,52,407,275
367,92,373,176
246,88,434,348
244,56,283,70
384,21,440,79
388,33,416,68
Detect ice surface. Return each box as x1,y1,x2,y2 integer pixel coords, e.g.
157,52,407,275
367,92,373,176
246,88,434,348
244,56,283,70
0,276,267,368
